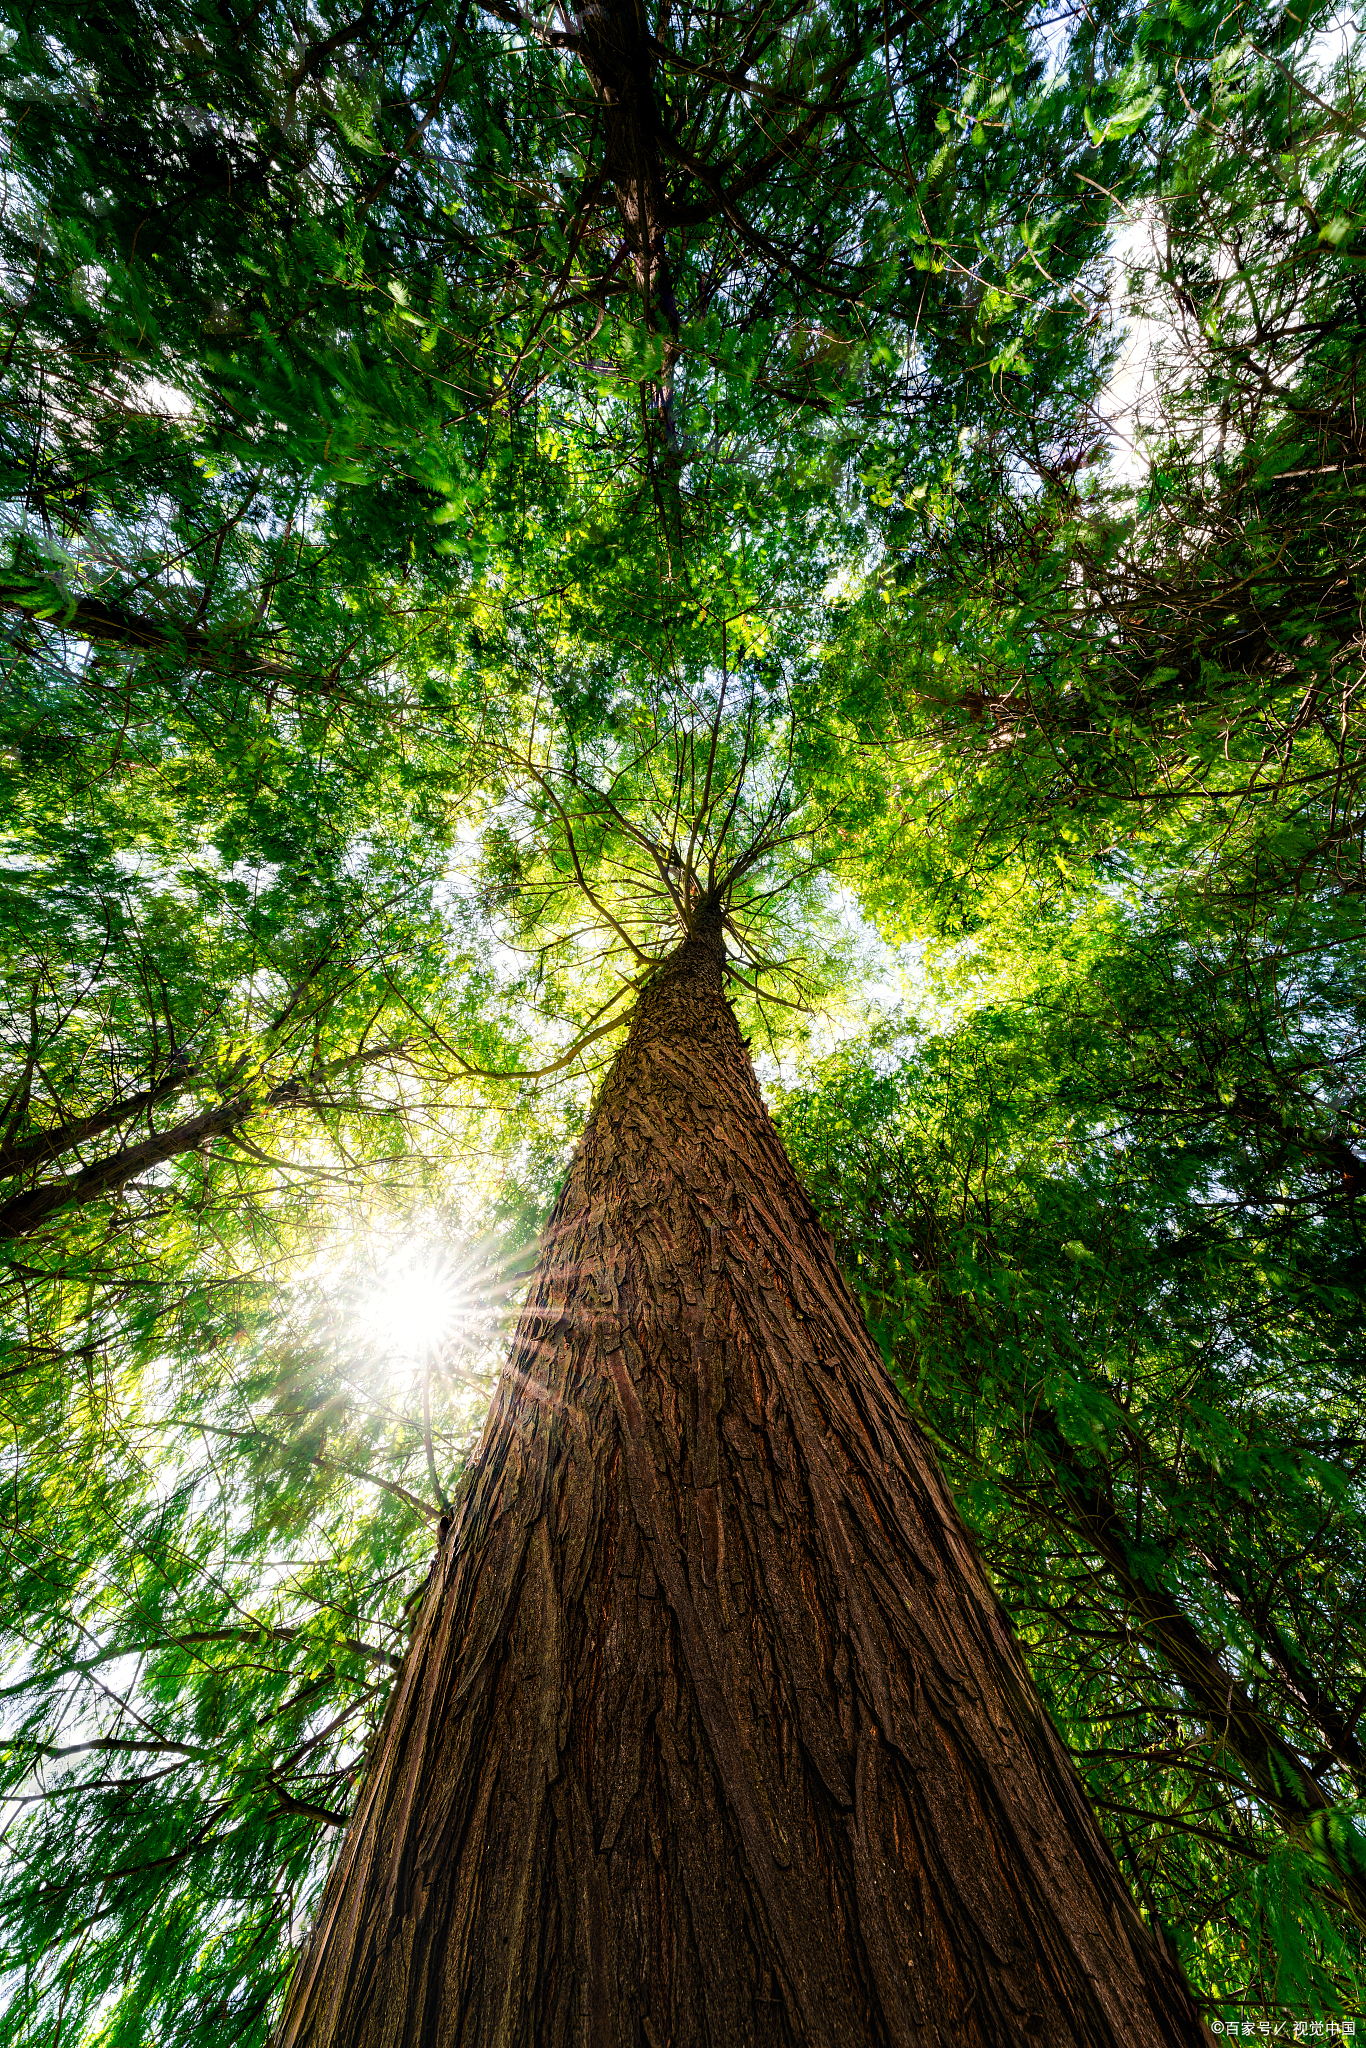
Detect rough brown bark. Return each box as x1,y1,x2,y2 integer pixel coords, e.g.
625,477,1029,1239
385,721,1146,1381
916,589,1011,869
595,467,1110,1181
572,0,672,309
278,914,1212,2048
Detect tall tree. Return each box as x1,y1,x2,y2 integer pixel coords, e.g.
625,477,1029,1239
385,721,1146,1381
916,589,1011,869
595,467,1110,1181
278,888,1207,2048
251,666,1210,2040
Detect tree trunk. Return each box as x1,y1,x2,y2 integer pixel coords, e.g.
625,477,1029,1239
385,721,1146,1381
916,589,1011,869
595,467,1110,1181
278,915,1211,2048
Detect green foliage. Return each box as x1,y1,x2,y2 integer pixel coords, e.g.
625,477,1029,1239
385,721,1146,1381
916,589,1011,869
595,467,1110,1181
0,1211,531,2048
818,15,1366,927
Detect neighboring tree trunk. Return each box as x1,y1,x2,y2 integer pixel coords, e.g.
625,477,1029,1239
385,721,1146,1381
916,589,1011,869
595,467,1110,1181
278,913,1211,2048
1031,1427,1366,1933
0,1093,258,1241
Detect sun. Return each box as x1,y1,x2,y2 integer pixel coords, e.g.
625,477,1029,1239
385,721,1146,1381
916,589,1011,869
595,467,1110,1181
362,1248,465,1364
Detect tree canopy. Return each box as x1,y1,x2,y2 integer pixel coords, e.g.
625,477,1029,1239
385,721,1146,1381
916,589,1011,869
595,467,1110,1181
1,0,1364,2037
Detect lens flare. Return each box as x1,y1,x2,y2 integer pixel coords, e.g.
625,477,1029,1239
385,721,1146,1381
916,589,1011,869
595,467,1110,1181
363,1251,462,1362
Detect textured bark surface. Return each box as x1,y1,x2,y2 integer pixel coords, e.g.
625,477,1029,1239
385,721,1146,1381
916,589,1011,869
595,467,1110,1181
572,0,671,307
278,918,1212,2048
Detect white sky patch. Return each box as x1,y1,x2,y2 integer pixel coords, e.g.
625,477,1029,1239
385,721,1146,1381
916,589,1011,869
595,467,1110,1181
1031,3,1075,82
752,886,936,1094
1085,190,1216,492
137,375,196,419
1092,14,1363,486
1094,211,1170,488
